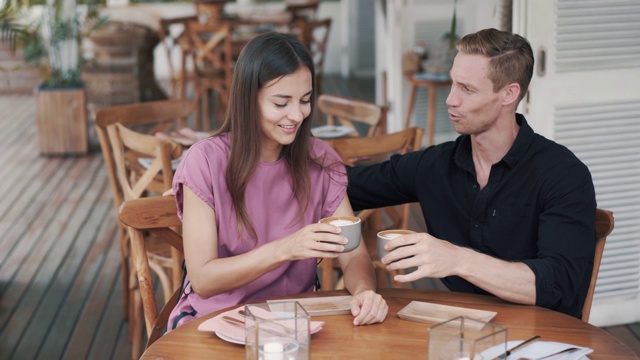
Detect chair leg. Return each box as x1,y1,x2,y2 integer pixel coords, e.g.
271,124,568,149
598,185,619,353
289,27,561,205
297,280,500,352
130,289,143,360
118,228,131,321
319,258,334,290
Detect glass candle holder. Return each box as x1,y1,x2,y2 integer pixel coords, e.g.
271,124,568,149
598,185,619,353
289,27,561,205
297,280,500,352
428,316,507,360
245,301,310,360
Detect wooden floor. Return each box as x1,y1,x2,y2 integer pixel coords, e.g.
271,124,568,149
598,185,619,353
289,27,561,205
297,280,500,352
1,76,639,360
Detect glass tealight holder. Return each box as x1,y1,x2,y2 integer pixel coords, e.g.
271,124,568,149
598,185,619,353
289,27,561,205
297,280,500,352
244,301,310,360
428,316,507,360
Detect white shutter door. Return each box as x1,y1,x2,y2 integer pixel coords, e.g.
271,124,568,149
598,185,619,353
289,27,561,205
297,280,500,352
514,0,640,326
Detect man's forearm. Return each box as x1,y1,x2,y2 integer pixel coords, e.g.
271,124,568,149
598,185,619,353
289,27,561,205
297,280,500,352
456,247,536,305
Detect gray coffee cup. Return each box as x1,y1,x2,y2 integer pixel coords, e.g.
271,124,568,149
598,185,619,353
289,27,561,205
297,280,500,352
377,229,416,258
318,216,362,252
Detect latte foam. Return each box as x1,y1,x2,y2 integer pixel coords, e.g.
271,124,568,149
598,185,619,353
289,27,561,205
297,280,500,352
329,219,356,226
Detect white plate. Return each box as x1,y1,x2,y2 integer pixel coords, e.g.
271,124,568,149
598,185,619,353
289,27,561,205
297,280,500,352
215,331,244,345
480,340,592,360
311,125,355,139
137,155,182,171
213,324,324,346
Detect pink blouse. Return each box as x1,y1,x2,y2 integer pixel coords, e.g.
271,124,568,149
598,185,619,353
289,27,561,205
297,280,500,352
168,133,347,330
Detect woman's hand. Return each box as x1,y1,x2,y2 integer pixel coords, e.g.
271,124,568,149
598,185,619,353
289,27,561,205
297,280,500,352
276,223,349,261
349,290,388,325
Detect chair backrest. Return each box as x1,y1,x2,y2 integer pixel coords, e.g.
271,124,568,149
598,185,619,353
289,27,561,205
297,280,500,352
95,99,194,260
158,16,198,98
193,0,228,26
185,19,233,130
296,18,331,94
317,93,387,137
95,99,195,213
331,126,423,168
107,122,181,200
186,20,233,88
326,127,424,289
285,0,319,23
119,195,183,348
582,208,614,322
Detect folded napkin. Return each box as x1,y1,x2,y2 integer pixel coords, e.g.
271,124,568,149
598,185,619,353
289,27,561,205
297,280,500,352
482,340,593,360
198,306,325,344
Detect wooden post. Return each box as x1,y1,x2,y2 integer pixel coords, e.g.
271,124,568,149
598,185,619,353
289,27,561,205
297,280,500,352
35,87,88,156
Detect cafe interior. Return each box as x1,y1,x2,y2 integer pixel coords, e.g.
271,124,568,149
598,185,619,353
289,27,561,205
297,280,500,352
1,0,639,359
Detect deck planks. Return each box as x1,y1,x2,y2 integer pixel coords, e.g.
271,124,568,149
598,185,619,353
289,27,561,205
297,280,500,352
0,74,639,360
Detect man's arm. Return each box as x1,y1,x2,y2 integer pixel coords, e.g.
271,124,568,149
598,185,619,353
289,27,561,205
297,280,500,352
382,233,536,305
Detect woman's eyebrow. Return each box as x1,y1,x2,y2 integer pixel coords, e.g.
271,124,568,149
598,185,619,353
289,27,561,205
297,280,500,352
271,90,313,99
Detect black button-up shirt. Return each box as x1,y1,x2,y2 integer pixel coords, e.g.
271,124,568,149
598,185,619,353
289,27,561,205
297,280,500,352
347,114,596,318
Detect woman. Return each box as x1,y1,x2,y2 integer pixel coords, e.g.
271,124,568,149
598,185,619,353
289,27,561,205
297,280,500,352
168,32,388,330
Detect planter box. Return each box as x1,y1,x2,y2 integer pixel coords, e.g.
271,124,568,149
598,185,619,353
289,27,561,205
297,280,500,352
35,86,89,156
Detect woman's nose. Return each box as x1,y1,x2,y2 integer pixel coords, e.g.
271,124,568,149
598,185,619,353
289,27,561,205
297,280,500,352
288,104,305,122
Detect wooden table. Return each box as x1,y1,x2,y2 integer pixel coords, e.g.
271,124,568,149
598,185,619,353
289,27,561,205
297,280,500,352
141,288,638,359
404,74,452,146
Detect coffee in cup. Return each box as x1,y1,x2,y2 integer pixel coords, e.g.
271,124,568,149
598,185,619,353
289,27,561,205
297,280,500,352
377,229,416,258
318,216,362,252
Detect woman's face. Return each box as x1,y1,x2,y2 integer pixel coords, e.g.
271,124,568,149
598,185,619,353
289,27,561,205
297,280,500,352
257,66,313,162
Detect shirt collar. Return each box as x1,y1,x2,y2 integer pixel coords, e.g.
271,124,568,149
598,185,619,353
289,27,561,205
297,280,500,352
454,113,534,170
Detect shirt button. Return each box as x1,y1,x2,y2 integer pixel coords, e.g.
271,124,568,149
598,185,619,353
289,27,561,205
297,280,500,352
472,185,478,190
474,223,479,228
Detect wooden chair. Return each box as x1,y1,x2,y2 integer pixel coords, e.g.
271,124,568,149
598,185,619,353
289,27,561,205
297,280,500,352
94,99,193,358
95,99,193,318
582,208,614,322
317,93,387,137
285,0,319,24
194,0,228,26
186,19,234,131
296,18,331,96
320,127,424,290
107,122,184,358
119,195,183,352
158,16,197,99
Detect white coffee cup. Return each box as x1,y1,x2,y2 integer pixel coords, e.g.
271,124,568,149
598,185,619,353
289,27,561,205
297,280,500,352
318,216,362,252
377,229,416,258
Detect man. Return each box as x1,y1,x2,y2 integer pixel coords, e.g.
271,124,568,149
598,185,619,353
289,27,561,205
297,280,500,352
347,28,596,318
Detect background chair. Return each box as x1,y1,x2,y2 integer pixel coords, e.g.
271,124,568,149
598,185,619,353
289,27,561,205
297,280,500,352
317,93,387,137
285,0,319,24
119,195,183,353
582,208,614,322
158,16,197,99
319,127,424,290
296,18,331,96
94,99,194,358
106,121,183,358
95,99,193,319
185,19,234,131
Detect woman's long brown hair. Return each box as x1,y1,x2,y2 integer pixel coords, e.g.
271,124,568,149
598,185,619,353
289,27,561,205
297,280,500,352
213,32,321,241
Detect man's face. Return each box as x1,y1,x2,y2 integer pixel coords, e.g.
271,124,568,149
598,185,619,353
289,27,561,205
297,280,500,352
446,52,504,136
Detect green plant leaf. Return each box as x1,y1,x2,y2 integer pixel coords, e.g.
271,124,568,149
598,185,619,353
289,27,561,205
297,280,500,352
449,0,457,49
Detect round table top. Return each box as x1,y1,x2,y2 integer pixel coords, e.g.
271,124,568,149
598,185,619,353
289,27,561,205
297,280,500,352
141,288,638,359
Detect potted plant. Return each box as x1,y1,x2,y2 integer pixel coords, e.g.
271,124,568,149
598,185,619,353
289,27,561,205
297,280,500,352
422,0,459,76
14,0,105,156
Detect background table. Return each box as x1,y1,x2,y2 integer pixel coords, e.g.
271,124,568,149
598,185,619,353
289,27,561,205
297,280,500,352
142,288,638,359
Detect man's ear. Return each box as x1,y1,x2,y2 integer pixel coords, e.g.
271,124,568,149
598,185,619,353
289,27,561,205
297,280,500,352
502,83,521,106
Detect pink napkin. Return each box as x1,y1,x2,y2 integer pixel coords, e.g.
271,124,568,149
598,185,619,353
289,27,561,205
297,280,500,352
198,305,325,343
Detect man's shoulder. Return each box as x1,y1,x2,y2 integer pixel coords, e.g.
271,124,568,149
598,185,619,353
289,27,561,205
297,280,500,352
532,133,586,164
